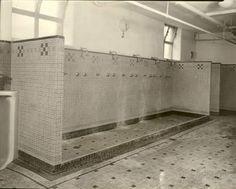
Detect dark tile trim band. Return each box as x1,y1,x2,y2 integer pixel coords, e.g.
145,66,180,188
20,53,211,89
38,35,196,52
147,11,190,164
12,35,64,43
63,123,117,140
220,109,236,115
141,111,175,120
221,64,236,66
176,61,212,63
16,114,209,179
63,111,201,140
16,151,56,173
210,111,220,116
123,118,140,125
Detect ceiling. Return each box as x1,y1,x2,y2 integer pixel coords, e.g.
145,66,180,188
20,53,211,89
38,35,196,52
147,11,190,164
187,1,236,27
121,1,236,42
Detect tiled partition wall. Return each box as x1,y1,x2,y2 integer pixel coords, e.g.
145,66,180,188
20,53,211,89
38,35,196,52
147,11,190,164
11,36,64,165
210,63,221,114
220,64,236,111
172,62,211,115
0,40,11,90
64,48,172,132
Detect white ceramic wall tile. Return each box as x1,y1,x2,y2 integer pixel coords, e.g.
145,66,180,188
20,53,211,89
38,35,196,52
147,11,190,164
63,49,172,132
172,62,211,115
220,64,236,111
210,63,220,113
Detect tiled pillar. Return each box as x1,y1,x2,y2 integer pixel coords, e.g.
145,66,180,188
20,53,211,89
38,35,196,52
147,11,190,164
11,36,64,165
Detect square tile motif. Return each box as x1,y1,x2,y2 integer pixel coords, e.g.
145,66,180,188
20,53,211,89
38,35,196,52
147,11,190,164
17,45,24,57
40,43,49,56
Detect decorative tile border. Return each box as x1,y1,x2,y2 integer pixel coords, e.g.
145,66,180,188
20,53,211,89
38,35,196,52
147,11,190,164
17,45,24,57
197,63,204,70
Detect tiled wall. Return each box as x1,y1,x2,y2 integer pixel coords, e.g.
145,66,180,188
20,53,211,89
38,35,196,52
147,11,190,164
210,63,221,113
11,36,64,165
64,49,173,132
0,41,11,90
220,64,236,111
172,62,211,115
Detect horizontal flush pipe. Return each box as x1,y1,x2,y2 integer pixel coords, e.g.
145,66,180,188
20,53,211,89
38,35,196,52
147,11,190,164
206,9,236,16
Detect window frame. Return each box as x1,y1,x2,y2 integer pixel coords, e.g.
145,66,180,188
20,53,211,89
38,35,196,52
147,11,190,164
164,24,177,60
12,0,68,39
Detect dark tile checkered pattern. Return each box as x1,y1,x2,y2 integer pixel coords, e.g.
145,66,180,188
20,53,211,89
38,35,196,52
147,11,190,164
197,64,204,70
40,43,49,56
178,63,184,69
17,45,24,57
66,52,75,62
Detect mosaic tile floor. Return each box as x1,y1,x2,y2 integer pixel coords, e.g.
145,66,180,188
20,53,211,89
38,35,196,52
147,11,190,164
62,114,193,162
0,114,235,189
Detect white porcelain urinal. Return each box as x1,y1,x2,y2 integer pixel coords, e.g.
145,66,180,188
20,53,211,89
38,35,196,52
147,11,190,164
0,91,17,170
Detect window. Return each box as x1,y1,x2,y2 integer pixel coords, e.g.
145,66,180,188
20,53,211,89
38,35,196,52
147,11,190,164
12,13,34,39
12,0,67,40
40,0,64,18
39,19,58,37
12,0,37,12
164,24,177,59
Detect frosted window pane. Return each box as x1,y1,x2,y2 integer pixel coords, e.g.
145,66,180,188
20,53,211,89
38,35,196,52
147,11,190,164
12,0,36,11
40,0,65,17
164,26,176,43
12,13,34,39
164,43,172,59
39,19,58,37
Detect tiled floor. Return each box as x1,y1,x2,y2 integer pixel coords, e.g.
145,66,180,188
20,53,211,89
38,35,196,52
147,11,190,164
0,168,44,189
0,114,235,189
63,114,193,162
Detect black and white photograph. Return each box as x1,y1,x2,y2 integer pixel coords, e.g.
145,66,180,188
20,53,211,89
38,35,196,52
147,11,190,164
0,0,235,188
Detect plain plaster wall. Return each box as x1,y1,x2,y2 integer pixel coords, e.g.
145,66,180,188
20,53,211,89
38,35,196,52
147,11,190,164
181,30,196,61
64,2,164,59
196,38,236,64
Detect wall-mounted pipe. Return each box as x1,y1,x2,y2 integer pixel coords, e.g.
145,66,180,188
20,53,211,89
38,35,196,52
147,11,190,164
206,9,236,16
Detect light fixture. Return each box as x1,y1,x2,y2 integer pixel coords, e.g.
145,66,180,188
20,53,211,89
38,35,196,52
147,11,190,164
219,0,234,8
119,19,129,38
